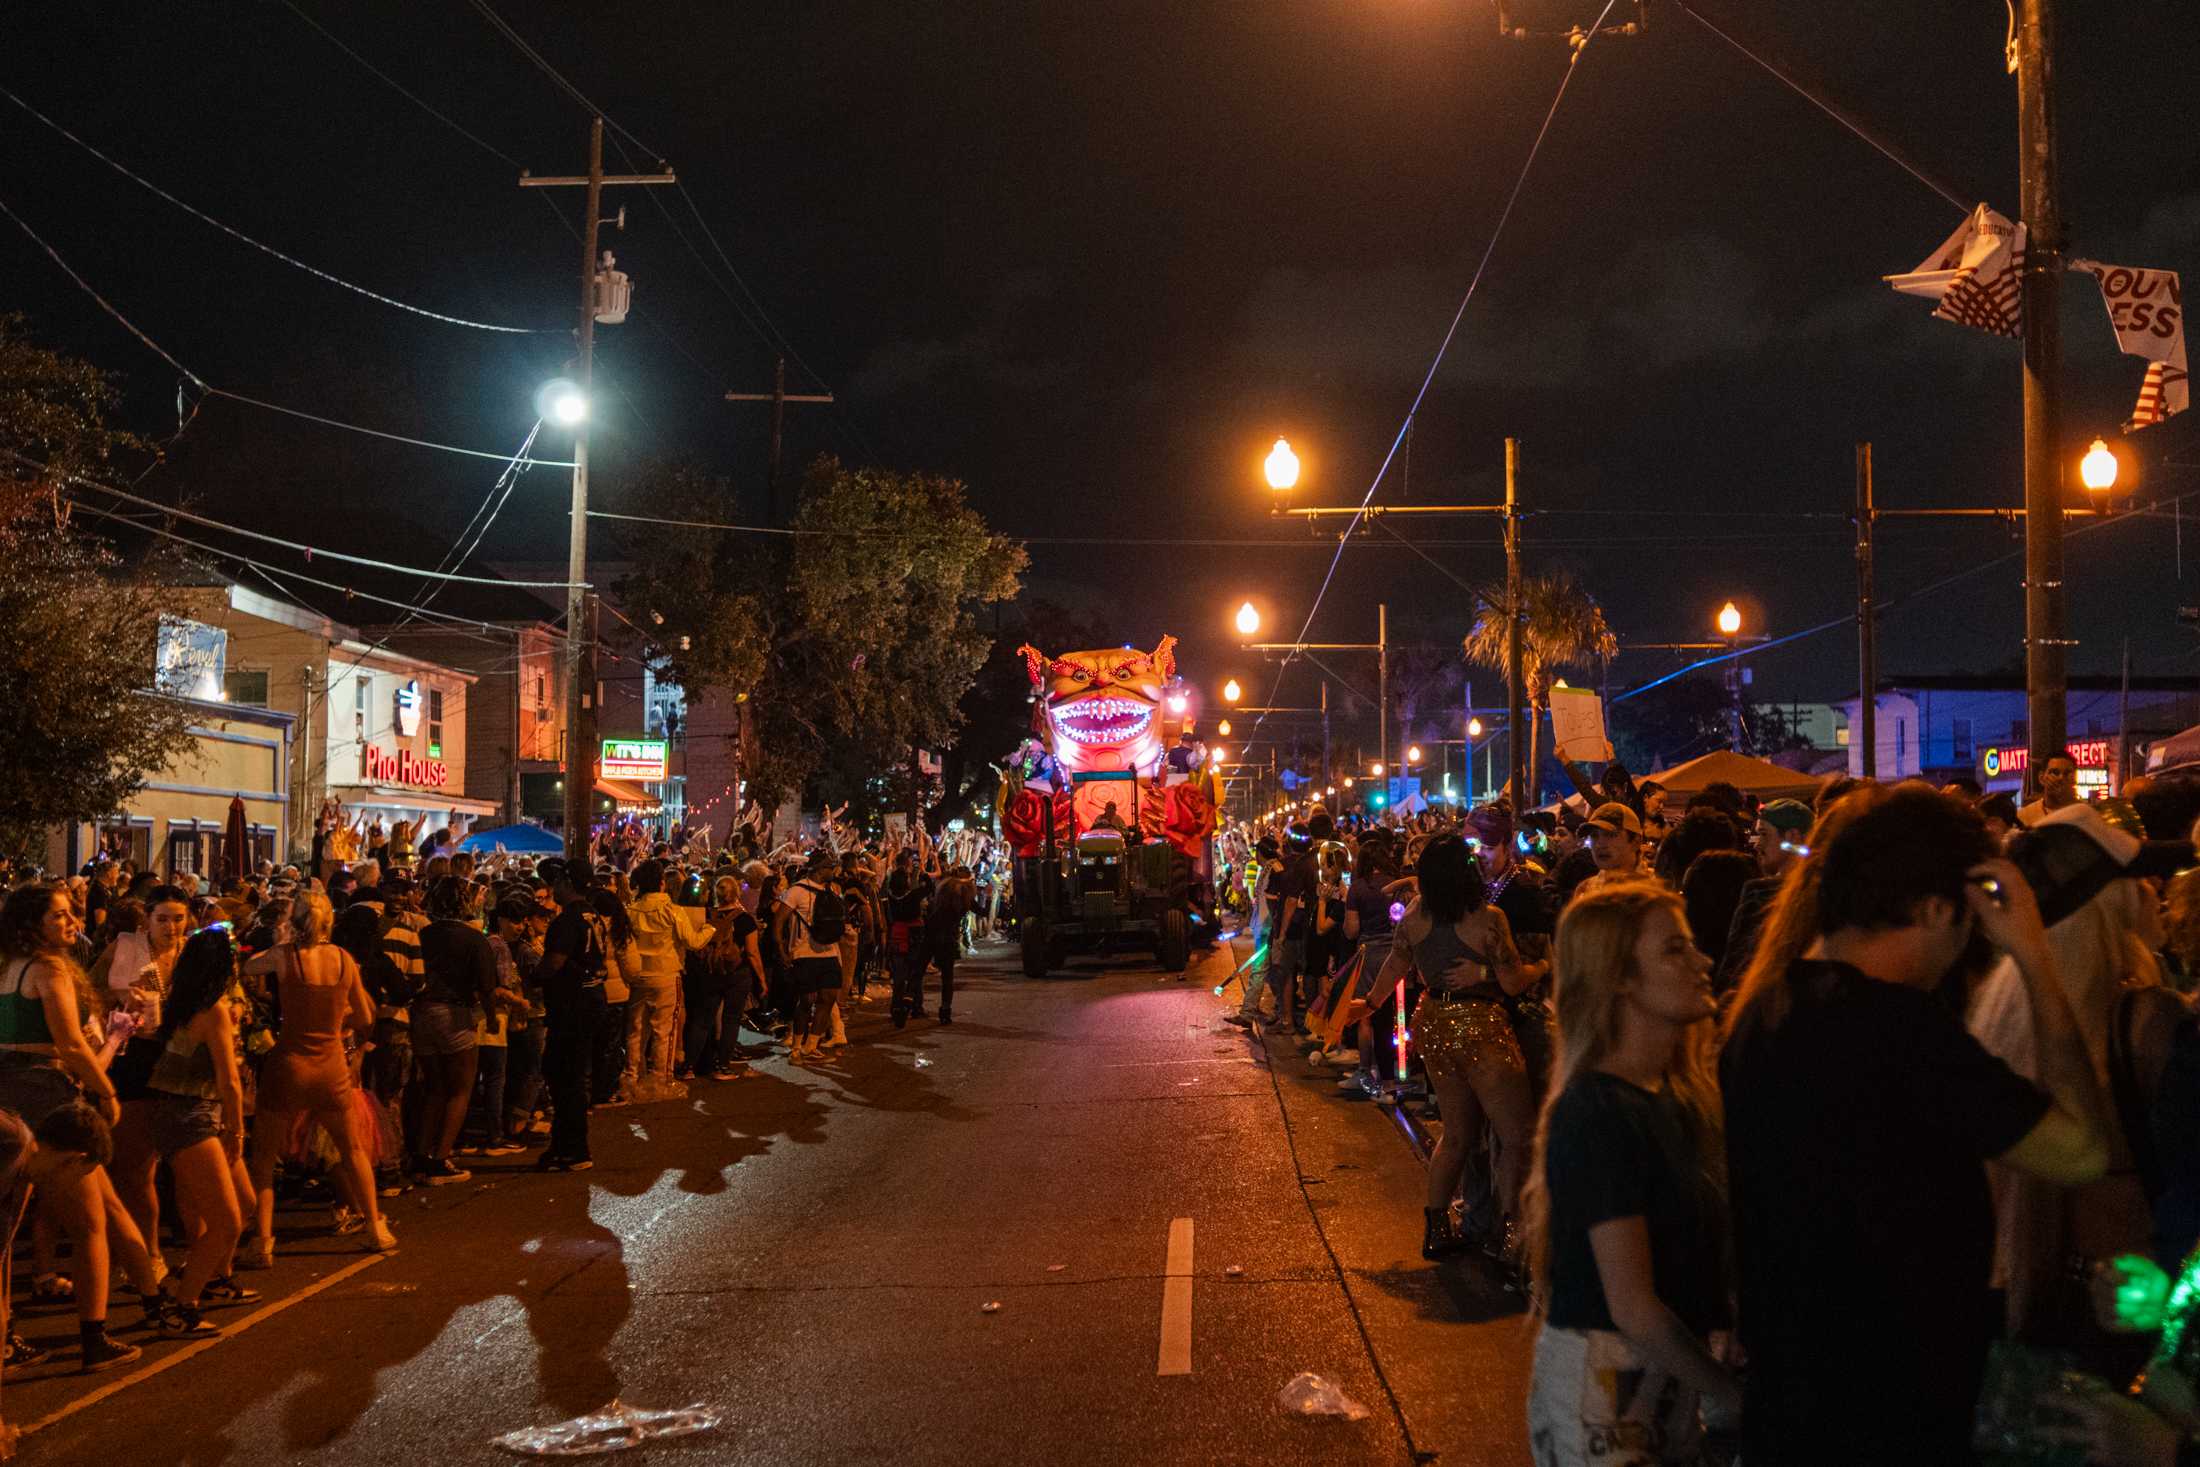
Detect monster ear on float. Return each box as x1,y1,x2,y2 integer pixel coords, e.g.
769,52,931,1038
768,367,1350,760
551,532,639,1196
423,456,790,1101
1150,635,1178,682
1018,644,1047,689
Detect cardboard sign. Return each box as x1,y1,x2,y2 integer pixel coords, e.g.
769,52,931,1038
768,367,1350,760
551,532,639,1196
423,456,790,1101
1549,687,1612,764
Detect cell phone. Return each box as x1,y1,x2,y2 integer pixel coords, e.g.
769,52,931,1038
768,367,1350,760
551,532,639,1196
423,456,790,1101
1973,876,2007,908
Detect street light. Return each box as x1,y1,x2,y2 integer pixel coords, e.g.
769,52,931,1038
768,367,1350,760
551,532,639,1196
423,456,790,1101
540,379,588,425
1325,785,1336,796
2081,437,2119,495
1716,601,1743,638
1406,745,1422,763
1372,762,1385,776
1264,437,1300,491
1211,746,1227,766
1222,678,1242,704
1343,777,1355,788
1216,718,1232,736
1234,601,1262,636
1467,717,1484,739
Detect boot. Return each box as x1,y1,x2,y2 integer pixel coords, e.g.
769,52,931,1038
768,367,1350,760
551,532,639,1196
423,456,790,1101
1422,1207,1467,1261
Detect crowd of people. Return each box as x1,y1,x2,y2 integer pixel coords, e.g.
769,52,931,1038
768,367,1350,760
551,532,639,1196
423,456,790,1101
1229,763,2200,1466
0,806,1006,1405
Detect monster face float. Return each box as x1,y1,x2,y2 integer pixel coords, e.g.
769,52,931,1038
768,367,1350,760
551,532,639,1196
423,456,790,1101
1018,637,1176,777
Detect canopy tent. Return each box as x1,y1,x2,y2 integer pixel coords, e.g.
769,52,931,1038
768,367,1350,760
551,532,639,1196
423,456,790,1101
1647,750,1828,805
456,822,565,855
2146,725,2200,778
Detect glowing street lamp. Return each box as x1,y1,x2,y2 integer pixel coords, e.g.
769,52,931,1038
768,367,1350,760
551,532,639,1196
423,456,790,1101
1264,437,1300,491
1216,718,1232,736
1371,762,1385,776
1235,600,1262,636
1325,785,1336,797
540,378,589,426
1343,777,1355,789
1406,745,1422,764
2081,437,2119,495
1211,746,1227,766
1716,601,1743,638
1222,678,1242,704
1467,717,1484,739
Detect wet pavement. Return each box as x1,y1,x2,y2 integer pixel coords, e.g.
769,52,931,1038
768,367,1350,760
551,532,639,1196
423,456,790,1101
17,937,1533,1465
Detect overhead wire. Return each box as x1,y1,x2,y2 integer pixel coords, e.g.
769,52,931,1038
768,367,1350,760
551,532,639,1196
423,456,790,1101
275,0,527,170
1,82,550,333
1241,0,1623,756
0,190,576,468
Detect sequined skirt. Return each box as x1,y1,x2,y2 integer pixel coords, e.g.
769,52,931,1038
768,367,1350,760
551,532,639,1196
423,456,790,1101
1412,993,1523,1078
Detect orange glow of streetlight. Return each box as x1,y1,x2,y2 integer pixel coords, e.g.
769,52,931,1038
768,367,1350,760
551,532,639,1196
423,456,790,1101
2081,437,2119,494
1216,718,1232,737
1467,716,1484,739
1263,437,1300,491
1406,745,1422,764
1222,678,1241,704
1716,601,1743,638
1372,762,1385,776
1234,600,1261,636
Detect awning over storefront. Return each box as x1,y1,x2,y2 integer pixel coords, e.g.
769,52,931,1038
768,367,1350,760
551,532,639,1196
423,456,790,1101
593,778,660,810
333,786,499,825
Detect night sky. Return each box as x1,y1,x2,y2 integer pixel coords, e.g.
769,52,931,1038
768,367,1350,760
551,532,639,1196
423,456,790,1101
7,2,2200,737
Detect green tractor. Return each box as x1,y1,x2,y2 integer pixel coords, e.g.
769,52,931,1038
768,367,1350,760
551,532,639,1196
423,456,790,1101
1016,771,1193,978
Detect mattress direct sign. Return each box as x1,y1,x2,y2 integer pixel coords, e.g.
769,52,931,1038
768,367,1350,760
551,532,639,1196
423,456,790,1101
600,738,668,782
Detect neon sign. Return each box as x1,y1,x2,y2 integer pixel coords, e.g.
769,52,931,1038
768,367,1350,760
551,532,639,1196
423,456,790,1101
363,744,447,788
600,738,668,782
1980,739,2112,780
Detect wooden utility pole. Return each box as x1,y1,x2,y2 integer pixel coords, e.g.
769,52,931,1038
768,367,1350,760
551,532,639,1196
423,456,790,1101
1856,442,1878,778
726,356,834,522
519,119,676,864
2016,0,2069,790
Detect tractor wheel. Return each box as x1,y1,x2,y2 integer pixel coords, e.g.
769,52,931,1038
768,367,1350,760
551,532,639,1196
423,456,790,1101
1156,908,1190,972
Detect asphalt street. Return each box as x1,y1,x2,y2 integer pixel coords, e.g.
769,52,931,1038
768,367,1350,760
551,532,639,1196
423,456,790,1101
14,937,1534,1465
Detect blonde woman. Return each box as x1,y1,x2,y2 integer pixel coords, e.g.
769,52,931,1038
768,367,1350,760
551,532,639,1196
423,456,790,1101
242,892,394,1261
1521,881,1736,1466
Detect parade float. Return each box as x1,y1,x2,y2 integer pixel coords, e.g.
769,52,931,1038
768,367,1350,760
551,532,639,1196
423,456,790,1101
1000,636,1219,977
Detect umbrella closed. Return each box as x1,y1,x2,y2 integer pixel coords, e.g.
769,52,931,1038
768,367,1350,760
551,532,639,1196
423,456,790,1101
223,795,249,885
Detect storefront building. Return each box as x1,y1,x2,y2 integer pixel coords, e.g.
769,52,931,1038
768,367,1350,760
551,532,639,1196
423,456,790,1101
47,697,293,881
1839,675,2200,792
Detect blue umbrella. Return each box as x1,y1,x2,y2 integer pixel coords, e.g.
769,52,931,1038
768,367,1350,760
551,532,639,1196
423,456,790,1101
456,823,566,855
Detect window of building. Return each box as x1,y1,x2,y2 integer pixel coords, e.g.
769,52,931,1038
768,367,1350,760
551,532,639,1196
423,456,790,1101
1952,718,1973,762
354,674,372,737
1896,720,1907,764
428,688,445,755
165,826,202,879
535,674,546,705
224,669,270,707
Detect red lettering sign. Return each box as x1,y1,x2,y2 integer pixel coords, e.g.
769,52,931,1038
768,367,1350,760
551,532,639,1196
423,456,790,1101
363,745,447,788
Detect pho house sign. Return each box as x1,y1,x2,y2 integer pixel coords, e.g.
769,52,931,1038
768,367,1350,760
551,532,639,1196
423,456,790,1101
364,745,448,789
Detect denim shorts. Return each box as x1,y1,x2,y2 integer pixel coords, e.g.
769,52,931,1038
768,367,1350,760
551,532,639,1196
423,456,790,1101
148,1092,224,1157
410,1000,479,1057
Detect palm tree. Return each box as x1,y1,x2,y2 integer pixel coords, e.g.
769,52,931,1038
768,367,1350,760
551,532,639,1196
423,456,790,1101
1461,570,1617,804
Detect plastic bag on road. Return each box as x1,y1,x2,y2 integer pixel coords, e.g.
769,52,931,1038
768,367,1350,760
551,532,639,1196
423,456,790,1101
1277,1373,1371,1421
491,1400,722,1456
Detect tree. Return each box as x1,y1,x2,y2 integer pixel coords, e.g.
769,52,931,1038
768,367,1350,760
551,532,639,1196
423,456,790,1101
615,455,1026,816
0,317,197,858
1461,570,1617,802
1610,675,1821,773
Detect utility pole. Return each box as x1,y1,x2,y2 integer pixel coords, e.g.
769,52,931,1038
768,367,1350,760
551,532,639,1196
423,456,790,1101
1377,603,1389,809
1320,680,1330,790
1505,438,1528,807
2016,0,2068,788
519,118,677,865
726,356,835,523
1856,442,1878,778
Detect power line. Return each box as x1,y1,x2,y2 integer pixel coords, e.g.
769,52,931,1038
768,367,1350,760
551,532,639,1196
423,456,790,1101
462,0,660,158
0,189,576,468
1,82,550,333
275,0,526,170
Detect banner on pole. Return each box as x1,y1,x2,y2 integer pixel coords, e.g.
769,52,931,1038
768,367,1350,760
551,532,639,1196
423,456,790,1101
1885,204,2025,338
2071,259,2187,430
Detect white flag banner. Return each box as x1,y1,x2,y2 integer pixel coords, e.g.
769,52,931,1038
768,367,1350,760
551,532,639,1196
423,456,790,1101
1885,204,2026,338
2071,259,2188,430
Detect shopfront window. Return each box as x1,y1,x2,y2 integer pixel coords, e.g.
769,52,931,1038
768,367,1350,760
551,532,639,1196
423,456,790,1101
98,822,151,869
354,674,372,738
224,669,270,707
429,688,445,755
165,826,203,879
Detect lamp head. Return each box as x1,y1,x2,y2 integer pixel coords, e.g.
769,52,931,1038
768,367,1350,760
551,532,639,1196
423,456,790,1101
1264,437,1300,491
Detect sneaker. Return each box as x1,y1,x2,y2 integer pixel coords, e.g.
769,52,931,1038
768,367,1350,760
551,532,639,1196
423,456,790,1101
27,1274,73,1308
201,1275,261,1306
366,1220,398,1253
527,1118,552,1136
482,1141,525,1157
79,1334,143,1373
4,1331,48,1367
534,1154,593,1173
938,1011,954,1026
1222,1013,1253,1029
238,1236,275,1271
1307,1050,1327,1069
454,1142,484,1157
709,1065,750,1081
594,1095,631,1110
376,1170,413,1198
1334,1048,1360,1066
330,1207,366,1237
418,1159,472,1187
1336,1072,1371,1095
155,1301,220,1340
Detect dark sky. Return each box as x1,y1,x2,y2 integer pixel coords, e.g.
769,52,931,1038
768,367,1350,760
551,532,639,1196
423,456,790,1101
7,1,2200,738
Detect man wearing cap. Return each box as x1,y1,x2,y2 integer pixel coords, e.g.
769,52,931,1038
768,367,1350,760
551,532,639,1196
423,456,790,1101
1716,799,1815,991
1572,802,1647,900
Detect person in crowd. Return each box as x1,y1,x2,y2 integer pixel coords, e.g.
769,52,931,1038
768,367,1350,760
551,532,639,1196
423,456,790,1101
1677,849,1756,977
1575,803,1647,898
410,878,497,1183
1242,823,1317,1032
2020,753,2083,828
1721,784,2111,1465
623,860,712,1097
101,884,191,1268
243,891,393,1263
929,869,974,1024
463,897,527,1158
1523,881,1736,1466
777,853,848,1062
0,1102,125,1383
689,876,760,1079
496,892,550,1140
588,887,639,1104
143,927,263,1337
1375,834,1537,1262
1650,810,1739,891
1713,798,1813,993
883,849,932,1027
534,870,614,1171
0,883,165,1371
